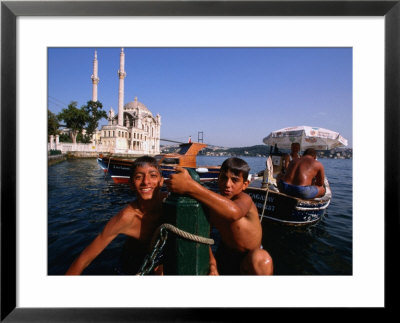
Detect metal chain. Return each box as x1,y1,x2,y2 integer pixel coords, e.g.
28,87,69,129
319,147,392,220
136,227,168,276
136,223,215,275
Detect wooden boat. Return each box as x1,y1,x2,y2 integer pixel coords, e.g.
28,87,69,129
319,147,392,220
242,142,333,226
246,175,331,226
97,142,220,184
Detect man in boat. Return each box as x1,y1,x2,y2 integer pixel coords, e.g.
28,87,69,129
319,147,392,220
275,142,301,181
283,142,301,171
278,148,326,199
66,156,167,275
166,157,273,275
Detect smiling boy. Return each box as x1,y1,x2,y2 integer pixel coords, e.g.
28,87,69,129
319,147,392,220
166,157,273,275
66,156,167,275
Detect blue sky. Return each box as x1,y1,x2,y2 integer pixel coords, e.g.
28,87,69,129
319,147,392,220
48,47,352,148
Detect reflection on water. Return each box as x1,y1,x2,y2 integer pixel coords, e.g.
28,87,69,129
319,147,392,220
48,157,352,275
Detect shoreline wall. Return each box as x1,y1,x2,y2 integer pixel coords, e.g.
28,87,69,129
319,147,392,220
48,151,150,166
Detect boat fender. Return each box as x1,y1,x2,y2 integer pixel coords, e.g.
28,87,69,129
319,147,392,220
195,167,209,173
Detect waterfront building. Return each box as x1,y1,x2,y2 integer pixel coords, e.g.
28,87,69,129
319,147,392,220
49,48,161,156
95,48,161,155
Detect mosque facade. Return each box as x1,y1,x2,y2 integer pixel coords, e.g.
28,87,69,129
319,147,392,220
94,48,161,155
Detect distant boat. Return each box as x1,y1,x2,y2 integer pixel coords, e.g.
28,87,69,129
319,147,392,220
246,130,333,226
97,142,220,184
246,177,331,226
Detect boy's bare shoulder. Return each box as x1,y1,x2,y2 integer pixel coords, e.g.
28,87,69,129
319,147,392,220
233,191,254,207
237,191,253,201
117,201,141,223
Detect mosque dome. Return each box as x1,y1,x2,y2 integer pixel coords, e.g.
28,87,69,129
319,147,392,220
124,96,152,117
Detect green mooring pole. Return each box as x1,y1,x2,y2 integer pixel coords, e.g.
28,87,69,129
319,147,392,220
163,168,210,275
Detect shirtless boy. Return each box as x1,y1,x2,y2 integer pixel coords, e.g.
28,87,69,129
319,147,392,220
283,142,301,170
276,142,301,183
278,148,326,199
66,156,167,275
166,157,273,275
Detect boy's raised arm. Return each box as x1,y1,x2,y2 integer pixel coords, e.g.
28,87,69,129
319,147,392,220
65,232,114,275
166,167,251,222
65,211,128,275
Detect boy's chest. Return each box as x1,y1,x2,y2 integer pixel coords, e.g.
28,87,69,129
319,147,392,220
124,217,160,242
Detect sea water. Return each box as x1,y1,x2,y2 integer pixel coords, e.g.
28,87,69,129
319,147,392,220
48,156,352,275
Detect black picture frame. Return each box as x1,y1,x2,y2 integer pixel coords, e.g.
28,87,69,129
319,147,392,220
1,0,398,321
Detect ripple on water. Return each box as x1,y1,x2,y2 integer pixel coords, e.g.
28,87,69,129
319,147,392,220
48,158,353,275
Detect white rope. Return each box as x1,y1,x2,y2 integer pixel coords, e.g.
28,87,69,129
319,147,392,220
137,223,214,275
152,223,214,246
260,157,273,223
260,187,269,223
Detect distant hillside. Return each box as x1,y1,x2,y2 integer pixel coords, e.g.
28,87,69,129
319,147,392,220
160,144,352,159
201,145,270,157
160,144,270,156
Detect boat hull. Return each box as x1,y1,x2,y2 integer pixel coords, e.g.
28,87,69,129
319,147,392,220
97,157,220,184
97,157,133,184
159,165,220,182
245,178,331,226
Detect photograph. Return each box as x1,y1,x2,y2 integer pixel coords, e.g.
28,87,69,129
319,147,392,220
2,0,397,320
47,47,353,276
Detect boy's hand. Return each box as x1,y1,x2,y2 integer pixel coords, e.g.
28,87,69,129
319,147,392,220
166,166,194,195
208,247,219,275
208,264,219,276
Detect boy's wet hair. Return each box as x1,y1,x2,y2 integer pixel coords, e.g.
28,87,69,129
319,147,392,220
220,157,250,181
303,148,317,157
130,156,161,182
291,142,300,150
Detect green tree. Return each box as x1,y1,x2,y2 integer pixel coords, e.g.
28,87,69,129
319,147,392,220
83,100,107,139
77,133,92,144
57,101,87,144
48,109,60,140
59,133,72,143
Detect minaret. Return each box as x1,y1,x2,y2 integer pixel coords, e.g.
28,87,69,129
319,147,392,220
117,48,126,126
91,50,99,101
